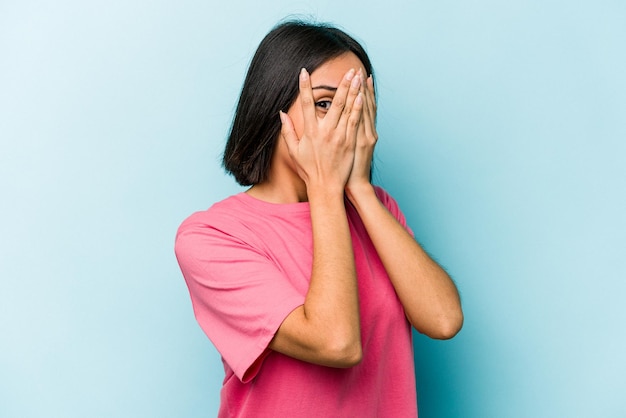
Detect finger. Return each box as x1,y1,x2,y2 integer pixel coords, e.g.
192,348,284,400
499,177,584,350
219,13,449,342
364,74,376,123
279,111,299,156
333,69,363,132
367,74,376,99
357,96,367,140
360,75,378,142
345,92,364,143
325,68,359,127
359,73,370,122
357,75,369,139
298,68,317,132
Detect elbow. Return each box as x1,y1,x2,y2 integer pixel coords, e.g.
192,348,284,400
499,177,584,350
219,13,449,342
435,310,464,340
340,342,363,367
322,336,363,368
431,314,464,340
413,309,464,340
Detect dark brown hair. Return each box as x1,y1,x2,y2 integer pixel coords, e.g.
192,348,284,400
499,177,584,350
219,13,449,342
222,20,374,186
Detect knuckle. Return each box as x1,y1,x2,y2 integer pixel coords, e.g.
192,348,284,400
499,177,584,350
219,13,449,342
333,98,346,110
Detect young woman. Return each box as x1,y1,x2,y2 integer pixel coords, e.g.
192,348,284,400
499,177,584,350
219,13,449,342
175,20,463,417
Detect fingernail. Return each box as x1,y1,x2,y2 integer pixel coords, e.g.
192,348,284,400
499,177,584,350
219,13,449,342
279,110,286,123
345,68,356,81
351,74,361,88
300,68,309,80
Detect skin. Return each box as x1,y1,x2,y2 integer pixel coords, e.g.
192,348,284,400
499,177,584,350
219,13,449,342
247,52,464,368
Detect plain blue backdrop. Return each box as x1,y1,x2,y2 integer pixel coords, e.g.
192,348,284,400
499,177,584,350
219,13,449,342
1,0,624,417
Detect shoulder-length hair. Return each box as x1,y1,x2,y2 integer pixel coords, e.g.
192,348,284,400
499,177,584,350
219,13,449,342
222,20,374,186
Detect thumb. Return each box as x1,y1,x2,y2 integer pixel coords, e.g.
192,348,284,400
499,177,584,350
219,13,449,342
279,111,299,154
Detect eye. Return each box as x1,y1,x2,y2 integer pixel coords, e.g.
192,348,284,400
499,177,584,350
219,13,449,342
315,100,332,112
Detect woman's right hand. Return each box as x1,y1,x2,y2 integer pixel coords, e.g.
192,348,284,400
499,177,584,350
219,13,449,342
280,68,363,194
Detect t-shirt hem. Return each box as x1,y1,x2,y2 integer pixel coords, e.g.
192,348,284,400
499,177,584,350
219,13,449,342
235,296,304,383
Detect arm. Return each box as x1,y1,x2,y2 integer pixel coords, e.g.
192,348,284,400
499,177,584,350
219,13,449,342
270,190,362,366
347,184,463,339
269,67,365,366
345,74,463,339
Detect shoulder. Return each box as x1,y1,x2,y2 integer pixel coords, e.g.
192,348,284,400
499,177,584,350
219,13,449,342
175,192,309,262
175,193,257,255
177,193,250,234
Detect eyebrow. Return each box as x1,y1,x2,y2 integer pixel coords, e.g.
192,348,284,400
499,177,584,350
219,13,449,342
312,85,337,91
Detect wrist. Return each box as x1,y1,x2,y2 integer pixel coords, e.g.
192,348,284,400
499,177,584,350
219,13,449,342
345,181,375,201
307,182,346,204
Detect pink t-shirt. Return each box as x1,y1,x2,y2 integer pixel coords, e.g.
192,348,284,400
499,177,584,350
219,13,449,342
175,186,418,417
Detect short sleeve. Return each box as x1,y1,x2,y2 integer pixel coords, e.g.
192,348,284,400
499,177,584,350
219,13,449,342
174,212,304,382
374,186,415,237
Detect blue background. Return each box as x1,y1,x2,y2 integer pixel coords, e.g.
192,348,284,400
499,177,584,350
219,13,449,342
1,1,624,417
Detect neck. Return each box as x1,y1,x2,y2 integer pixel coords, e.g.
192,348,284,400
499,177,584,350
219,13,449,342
245,135,312,203
247,166,308,204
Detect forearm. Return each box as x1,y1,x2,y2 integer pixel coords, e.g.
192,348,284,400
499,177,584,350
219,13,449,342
270,187,361,366
308,188,361,354
347,184,463,339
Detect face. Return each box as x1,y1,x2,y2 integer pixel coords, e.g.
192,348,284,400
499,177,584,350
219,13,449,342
286,52,367,138
267,52,367,190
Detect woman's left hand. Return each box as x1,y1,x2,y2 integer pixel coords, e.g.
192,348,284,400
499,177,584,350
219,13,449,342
345,72,378,198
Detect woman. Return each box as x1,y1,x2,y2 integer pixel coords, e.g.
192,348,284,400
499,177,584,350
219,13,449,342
175,20,463,417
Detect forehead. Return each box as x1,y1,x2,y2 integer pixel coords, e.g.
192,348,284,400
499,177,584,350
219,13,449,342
310,52,365,86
